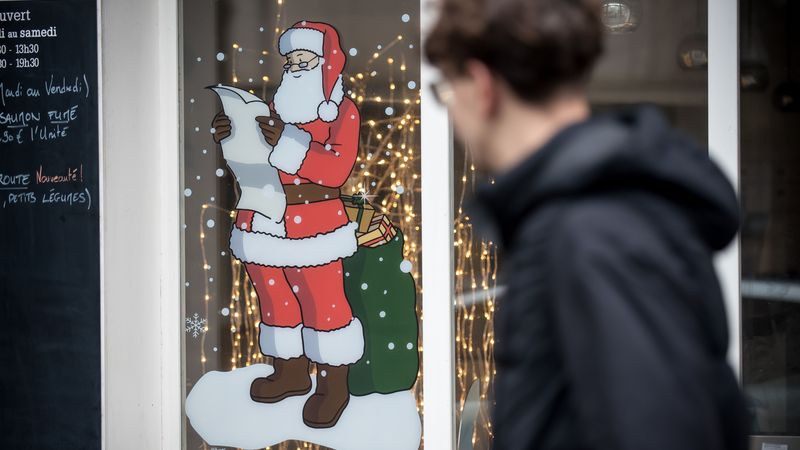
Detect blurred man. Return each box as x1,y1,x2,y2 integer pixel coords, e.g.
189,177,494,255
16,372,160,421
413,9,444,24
425,0,749,449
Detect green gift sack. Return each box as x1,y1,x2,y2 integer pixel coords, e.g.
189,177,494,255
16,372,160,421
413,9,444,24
343,230,419,396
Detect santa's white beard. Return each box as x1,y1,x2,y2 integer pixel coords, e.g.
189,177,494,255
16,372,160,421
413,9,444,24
273,65,325,124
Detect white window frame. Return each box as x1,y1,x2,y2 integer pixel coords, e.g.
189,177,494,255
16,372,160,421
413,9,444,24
100,0,181,447
707,0,741,375
420,1,457,449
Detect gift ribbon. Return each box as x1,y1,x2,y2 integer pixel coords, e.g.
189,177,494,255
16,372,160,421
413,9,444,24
342,194,369,227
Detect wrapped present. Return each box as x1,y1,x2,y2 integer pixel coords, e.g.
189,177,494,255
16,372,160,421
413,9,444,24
357,214,397,248
341,194,377,233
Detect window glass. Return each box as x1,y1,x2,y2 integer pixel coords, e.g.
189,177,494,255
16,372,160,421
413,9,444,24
590,0,709,143
453,141,500,450
740,0,800,438
452,1,710,447
181,2,422,448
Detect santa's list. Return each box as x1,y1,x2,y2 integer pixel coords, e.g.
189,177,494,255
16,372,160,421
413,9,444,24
0,2,95,211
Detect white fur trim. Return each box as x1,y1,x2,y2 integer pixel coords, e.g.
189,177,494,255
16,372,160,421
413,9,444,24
303,318,365,366
279,27,323,55
251,213,287,237
329,75,345,104
259,323,304,359
270,124,311,174
230,221,358,268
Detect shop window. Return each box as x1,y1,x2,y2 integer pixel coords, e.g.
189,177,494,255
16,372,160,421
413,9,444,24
181,2,422,448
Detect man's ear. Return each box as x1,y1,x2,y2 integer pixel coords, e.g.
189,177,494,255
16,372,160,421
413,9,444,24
464,60,498,118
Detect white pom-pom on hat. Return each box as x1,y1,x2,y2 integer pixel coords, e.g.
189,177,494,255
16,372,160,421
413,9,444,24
318,100,340,122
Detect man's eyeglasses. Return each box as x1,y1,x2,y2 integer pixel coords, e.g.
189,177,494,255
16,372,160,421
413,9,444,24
283,55,320,71
430,79,454,105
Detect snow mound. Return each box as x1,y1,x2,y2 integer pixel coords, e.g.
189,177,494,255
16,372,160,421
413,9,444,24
186,364,422,450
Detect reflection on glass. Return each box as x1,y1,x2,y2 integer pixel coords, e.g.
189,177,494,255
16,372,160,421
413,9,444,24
740,0,800,438
677,34,708,70
181,1,422,449
590,0,708,144
601,0,642,34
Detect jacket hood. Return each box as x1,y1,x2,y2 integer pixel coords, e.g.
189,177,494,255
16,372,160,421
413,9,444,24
474,107,740,251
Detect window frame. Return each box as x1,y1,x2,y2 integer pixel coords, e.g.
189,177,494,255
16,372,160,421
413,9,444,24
707,0,741,378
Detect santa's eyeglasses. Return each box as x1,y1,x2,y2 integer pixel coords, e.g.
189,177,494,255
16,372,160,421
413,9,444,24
283,55,320,71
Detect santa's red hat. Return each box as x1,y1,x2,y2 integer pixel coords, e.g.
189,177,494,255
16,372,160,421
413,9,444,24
279,21,346,122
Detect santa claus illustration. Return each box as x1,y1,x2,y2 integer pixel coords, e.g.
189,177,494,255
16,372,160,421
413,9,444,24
212,20,362,429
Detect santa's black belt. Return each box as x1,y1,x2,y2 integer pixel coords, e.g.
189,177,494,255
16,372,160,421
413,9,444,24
283,184,341,205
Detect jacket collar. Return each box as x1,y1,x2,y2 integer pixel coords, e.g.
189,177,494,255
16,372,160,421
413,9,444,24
471,114,626,246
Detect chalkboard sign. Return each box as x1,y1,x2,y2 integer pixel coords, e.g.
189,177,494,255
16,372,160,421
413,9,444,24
0,0,100,448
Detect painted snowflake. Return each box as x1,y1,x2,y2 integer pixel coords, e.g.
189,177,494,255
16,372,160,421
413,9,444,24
185,313,208,338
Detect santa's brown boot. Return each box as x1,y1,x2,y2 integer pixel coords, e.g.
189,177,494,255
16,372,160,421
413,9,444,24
250,356,312,403
302,363,351,428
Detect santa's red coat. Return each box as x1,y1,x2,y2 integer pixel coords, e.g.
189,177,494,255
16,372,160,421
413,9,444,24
231,97,360,269
229,97,365,365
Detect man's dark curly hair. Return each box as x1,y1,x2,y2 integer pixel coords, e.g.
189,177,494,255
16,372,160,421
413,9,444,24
424,0,604,103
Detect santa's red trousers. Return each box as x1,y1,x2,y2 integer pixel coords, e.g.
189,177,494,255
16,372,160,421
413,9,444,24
234,200,354,332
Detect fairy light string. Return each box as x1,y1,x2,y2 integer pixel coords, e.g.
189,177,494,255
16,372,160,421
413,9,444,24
454,142,499,448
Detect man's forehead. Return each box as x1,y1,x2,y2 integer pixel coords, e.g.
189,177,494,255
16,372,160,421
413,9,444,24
286,49,318,59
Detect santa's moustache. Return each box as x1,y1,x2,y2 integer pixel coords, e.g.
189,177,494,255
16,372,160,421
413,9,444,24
273,64,326,125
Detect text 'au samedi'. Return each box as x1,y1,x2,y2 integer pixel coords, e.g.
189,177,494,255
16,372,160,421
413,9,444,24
0,10,58,39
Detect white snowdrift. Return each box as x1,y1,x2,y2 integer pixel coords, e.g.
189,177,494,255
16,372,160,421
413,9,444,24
186,364,422,450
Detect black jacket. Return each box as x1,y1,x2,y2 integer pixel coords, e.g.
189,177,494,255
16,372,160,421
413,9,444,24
473,108,749,450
